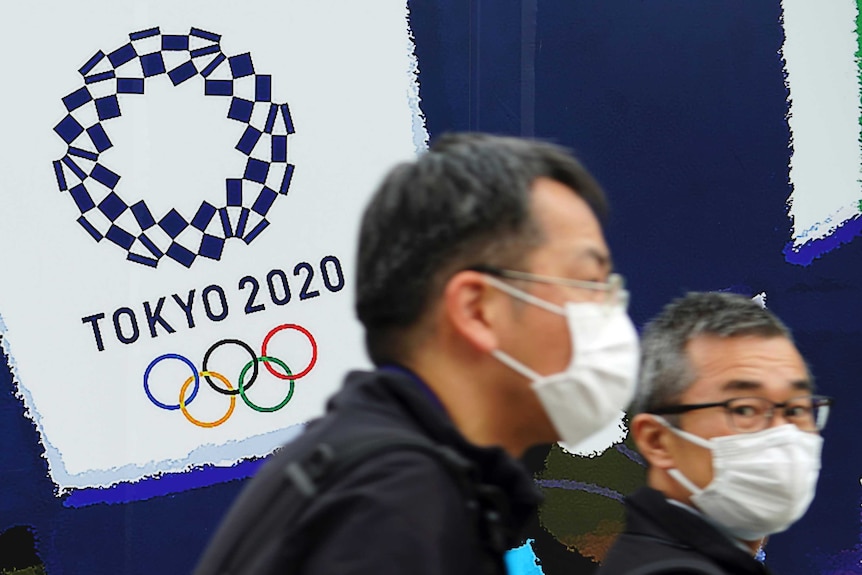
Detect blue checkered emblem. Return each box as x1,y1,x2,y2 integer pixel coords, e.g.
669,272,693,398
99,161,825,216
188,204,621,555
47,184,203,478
52,27,295,268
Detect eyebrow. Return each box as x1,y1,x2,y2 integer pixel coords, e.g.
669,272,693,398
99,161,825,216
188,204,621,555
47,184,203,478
580,247,613,272
722,379,814,393
792,379,814,391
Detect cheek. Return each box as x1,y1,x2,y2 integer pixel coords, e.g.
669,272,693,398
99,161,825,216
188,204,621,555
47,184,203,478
671,416,729,488
668,435,715,490
499,305,571,372
526,312,572,373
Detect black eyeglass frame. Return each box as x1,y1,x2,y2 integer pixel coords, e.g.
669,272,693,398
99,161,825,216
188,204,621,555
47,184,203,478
649,394,833,432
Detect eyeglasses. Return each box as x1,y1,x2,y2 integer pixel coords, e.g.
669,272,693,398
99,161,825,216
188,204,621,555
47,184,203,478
650,395,833,433
467,264,627,307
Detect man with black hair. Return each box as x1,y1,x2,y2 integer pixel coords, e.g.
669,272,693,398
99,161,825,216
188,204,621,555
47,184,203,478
598,292,830,574
195,133,640,575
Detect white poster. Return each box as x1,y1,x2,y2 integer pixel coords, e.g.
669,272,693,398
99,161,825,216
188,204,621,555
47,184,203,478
0,0,426,491
782,0,862,261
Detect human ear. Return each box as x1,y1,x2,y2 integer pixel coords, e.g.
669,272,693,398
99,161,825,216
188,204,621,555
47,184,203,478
631,413,676,469
442,270,500,353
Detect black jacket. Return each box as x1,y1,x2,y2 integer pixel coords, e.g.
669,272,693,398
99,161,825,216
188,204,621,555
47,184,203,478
598,487,774,574
194,368,542,575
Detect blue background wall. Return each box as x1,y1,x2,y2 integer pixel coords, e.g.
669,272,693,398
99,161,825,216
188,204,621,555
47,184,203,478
1,1,860,573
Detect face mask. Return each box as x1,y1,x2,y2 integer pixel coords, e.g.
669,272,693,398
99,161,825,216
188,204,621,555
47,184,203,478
485,276,640,448
658,418,823,541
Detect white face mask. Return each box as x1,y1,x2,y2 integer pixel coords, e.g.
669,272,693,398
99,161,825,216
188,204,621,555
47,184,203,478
485,276,640,448
657,417,823,541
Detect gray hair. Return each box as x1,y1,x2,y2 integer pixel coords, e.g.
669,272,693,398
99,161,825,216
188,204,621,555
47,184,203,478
632,292,794,415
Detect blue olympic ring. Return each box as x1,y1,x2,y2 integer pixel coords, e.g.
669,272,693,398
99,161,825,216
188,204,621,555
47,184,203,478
51,26,295,268
143,353,200,410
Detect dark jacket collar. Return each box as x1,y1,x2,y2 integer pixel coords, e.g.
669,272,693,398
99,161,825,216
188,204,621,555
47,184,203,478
331,369,544,529
626,487,772,574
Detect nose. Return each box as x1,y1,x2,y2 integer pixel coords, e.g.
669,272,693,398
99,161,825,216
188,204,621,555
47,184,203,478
768,409,791,428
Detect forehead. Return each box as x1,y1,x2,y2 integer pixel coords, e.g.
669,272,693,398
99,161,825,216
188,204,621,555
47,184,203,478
526,177,610,272
681,334,810,402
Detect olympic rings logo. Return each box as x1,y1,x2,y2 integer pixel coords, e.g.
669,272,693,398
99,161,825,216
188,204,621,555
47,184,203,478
143,324,317,428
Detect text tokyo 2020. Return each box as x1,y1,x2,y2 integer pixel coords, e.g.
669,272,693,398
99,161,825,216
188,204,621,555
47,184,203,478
80,255,344,351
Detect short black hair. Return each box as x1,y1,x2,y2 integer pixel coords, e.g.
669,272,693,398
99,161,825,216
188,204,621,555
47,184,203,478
355,133,608,364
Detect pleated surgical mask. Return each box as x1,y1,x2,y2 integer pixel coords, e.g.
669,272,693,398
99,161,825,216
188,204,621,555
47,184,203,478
656,416,823,541
485,275,640,448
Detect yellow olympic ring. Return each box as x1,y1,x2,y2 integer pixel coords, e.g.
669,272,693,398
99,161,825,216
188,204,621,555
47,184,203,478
179,371,236,428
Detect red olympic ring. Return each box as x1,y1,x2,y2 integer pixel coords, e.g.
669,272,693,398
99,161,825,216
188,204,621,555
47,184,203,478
261,323,318,380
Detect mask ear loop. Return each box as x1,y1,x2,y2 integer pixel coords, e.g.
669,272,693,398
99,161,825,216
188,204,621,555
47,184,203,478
483,275,565,316
652,414,714,449
490,349,543,382
482,274,562,383
651,415,712,496
667,468,706,497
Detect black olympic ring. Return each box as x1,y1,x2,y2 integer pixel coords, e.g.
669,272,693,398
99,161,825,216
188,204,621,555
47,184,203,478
202,338,259,396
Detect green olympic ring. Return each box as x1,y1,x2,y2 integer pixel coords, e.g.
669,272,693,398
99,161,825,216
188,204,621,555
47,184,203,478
238,355,295,413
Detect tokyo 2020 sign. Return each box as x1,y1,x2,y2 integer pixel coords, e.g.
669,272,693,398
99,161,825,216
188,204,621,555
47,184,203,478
0,1,425,497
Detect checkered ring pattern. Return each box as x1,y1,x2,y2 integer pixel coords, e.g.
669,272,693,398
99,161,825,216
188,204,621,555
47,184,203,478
52,27,295,268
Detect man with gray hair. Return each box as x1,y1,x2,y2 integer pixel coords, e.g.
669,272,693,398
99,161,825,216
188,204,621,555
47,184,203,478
599,292,831,574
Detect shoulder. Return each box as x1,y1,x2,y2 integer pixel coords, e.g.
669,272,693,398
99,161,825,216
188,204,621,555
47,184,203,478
599,490,764,575
292,441,484,574
599,531,703,573
309,438,469,518
599,555,731,575
599,488,712,574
